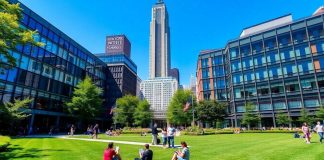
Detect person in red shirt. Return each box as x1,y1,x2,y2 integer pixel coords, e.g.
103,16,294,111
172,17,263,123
103,142,121,160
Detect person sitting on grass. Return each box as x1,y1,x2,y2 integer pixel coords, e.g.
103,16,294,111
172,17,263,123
171,141,190,160
103,142,122,160
136,144,153,160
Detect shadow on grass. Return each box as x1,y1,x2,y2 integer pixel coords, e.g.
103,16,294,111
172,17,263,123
0,144,70,160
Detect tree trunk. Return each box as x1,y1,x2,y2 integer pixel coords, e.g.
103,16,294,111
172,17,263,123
247,124,250,130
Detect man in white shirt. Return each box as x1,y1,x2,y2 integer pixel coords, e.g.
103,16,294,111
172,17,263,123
167,125,175,148
314,121,324,144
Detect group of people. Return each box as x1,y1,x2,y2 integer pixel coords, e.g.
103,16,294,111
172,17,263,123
301,121,324,144
151,124,177,148
103,141,190,160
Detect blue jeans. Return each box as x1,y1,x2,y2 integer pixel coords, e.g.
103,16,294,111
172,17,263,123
162,137,167,145
318,132,324,143
168,136,174,148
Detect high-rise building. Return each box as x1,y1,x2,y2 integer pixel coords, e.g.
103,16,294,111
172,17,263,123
189,74,196,97
2,0,114,133
169,68,180,84
196,7,324,128
140,77,178,120
149,0,171,79
106,35,131,58
96,35,137,100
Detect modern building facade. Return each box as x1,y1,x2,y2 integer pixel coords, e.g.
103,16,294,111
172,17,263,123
96,34,138,104
140,77,178,120
106,35,131,58
149,0,171,79
169,68,180,84
1,0,111,133
197,8,324,128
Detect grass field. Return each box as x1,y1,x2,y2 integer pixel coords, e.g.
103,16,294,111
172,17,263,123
1,133,324,160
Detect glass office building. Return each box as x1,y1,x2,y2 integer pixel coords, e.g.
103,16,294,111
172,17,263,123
0,0,111,133
197,8,324,127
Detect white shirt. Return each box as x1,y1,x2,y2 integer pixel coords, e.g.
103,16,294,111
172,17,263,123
315,124,324,133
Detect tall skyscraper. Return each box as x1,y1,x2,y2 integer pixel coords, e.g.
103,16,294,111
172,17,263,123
149,0,171,78
169,68,179,84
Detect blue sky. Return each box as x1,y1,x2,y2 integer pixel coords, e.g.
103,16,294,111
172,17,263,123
19,0,323,86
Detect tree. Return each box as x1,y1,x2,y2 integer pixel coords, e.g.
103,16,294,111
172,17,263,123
114,95,139,127
241,102,260,130
298,108,314,125
134,100,152,127
315,106,324,122
276,111,291,127
167,89,194,125
0,97,33,134
0,0,42,68
66,76,103,126
196,100,227,128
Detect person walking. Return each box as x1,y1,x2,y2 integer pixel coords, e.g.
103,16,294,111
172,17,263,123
70,124,75,136
302,122,311,144
151,123,158,145
314,121,324,144
92,124,99,139
167,125,176,148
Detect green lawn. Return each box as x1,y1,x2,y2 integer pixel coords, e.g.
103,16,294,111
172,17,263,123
1,133,324,160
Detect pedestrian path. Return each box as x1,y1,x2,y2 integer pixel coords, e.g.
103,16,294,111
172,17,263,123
24,134,183,148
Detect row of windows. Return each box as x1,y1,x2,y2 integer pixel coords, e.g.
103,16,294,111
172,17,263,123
233,77,324,99
231,41,324,72
235,99,321,112
229,24,324,59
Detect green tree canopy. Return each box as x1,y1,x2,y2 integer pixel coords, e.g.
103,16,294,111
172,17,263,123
298,108,315,125
196,100,227,127
241,102,260,130
134,99,152,127
114,95,139,127
66,76,103,124
0,97,33,134
275,111,291,127
167,89,194,125
315,106,324,122
0,0,42,67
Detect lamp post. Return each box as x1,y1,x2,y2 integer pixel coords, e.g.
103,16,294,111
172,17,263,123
191,93,195,127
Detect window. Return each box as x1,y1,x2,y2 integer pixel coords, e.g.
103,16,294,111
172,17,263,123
244,72,255,82
285,80,300,93
202,68,209,78
260,103,272,111
292,29,307,43
282,63,297,77
301,78,316,91
230,47,239,59
28,59,42,74
265,37,277,50
231,60,241,72
42,64,53,78
234,88,244,99
20,55,29,70
310,41,324,55
268,66,282,79
295,44,310,58
255,68,268,81
278,33,291,46
318,76,324,88
273,102,287,110
213,66,224,77
232,74,243,85
215,79,225,89
266,51,280,64
308,24,323,40
252,41,263,53
304,99,320,107
7,68,18,82
271,83,284,94
253,55,266,67
213,56,223,65
242,58,253,69
280,48,294,62
203,80,210,90
257,85,270,96
240,45,251,56
298,60,314,74
245,87,256,98
288,100,301,108
236,106,245,112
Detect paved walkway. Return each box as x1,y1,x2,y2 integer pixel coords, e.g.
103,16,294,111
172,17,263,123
24,134,183,148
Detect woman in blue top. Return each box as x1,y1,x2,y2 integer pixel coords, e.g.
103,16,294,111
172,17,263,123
171,141,190,160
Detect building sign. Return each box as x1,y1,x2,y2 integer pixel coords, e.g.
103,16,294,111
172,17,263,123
106,36,125,54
